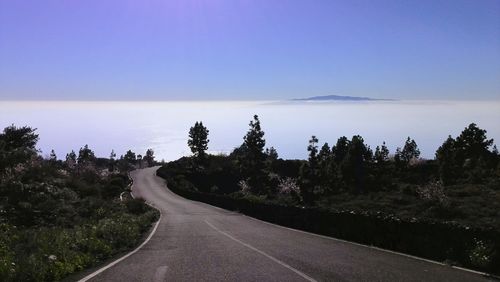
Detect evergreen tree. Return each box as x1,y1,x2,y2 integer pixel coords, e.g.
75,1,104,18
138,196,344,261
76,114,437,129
144,149,155,167
374,141,389,163
124,150,136,165
137,154,143,168
435,135,458,184
77,145,96,172
318,142,331,166
299,136,323,204
0,125,39,173
77,144,96,165
436,123,496,183
243,115,266,159
395,137,420,166
455,123,494,165
264,146,279,170
265,147,279,161
110,150,116,161
65,150,77,169
317,142,337,193
109,150,116,172
49,150,57,164
188,121,209,159
401,137,420,164
341,135,372,192
241,115,267,194
307,136,319,168
332,136,350,163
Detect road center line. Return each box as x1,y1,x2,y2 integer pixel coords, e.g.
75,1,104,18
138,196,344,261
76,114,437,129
204,220,317,282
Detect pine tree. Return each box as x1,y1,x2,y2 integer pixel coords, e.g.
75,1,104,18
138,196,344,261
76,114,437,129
307,136,319,168
49,149,57,163
401,137,420,164
144,149,155,167
188,121,209,159
65,150,77,169
241,115,267,194
124,150,136,165
109,150,116,172
77,144,96,165
374,141,389,163
332,136,350,163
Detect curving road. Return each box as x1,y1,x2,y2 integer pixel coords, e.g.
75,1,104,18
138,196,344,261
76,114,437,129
85,167,494,282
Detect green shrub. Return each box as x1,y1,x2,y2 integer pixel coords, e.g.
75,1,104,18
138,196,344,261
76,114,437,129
469,238,495,269
0,224,17,281
125,198,149,214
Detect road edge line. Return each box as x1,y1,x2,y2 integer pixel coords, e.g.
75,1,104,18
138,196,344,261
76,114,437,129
160,174,499,280
78,210,161,282
78,172,161,282
242,214,499,279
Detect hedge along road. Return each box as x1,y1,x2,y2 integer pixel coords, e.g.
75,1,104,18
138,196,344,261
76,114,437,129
84,167,494,282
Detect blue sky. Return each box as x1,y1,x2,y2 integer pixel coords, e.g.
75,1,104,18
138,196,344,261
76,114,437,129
0,0,499,100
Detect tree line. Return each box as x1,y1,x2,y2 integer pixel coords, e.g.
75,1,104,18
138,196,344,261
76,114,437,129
186,116,499,202
158,116,499,272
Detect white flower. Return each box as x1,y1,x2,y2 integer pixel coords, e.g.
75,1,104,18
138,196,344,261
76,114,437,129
48,255,57,261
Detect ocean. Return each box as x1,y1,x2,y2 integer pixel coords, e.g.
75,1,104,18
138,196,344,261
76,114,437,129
1,100,499,161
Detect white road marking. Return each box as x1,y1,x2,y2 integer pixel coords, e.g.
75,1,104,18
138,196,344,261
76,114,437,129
241,215,500,279
78,203,162,282
153,265,168,282
204,220,317,282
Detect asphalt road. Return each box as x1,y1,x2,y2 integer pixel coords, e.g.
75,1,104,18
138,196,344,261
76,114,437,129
86,167,495,282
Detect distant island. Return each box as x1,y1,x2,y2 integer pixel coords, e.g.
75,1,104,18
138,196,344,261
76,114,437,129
292,95,394,101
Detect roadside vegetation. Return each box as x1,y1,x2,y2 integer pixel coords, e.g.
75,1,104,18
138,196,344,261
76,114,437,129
157,116,500,274
0,125,159,281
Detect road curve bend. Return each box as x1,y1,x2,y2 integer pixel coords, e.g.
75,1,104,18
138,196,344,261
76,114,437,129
85,167,494,282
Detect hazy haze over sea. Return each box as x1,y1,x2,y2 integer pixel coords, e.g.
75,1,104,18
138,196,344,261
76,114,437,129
1,100,499,161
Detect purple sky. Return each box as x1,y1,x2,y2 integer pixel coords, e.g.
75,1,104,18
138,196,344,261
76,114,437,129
0,0,499,100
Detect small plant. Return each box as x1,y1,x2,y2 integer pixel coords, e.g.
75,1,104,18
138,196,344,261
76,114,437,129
416,180,449,206
278,177,300,195
238,180,251,195
469,238,494,269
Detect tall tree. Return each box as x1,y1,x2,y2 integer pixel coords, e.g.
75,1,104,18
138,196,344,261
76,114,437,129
144,149,155,167
400,137,420,164
65,150,77,169
332,136,350,163
0,125,38,151
395,137,420,166
109,150,116,161
307,136,319,168
317,142,337,193
299,136,319,204
264,146,279,171
49,149,57,163
243,115,266,159
341,135,373,192
188,121,209,159
123,150,136,165
109,149,116,172
374,141,390,163
265,147,279,161
435,135,458,184
137,154,143,168
77,145,96,173
455,123,494,164
77,144,96,165
241,115,267,194
318,142,331,166
0,125,39,173
436,123,496,183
